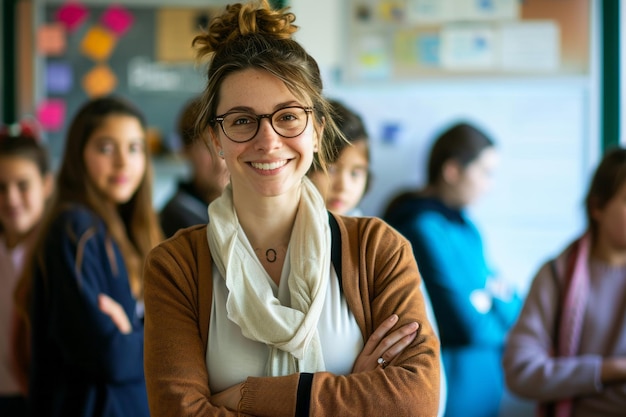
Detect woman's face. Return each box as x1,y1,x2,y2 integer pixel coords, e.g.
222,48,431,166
453,147,498,207
212,68,318,202
0,156,52,247
592,181,626,251
83,114,146,206
310,141,369,215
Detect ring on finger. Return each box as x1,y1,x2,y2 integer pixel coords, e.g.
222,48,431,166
377,357,389,369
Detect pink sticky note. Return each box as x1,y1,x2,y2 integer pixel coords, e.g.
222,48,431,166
101,4,134,36
55,1,89,32
36,99,67,132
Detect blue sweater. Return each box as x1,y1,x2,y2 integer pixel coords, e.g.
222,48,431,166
29,206,149,417
385,195,521,417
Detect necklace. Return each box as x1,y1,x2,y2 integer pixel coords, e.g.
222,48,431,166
255,246,286,263
266,248,277,263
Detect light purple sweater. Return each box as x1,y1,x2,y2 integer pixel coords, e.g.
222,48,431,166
503,243,626,416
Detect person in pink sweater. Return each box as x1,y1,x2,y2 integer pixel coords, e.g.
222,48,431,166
503,147,626,416
142,1,440,416
0,120,52,416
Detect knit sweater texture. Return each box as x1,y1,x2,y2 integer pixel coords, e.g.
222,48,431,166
143,214,441,417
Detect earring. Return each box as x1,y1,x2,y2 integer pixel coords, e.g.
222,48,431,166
218,150,224,158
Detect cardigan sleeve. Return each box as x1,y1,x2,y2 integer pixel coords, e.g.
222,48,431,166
143,230,252,417
40,209,145,383
502,260,603,401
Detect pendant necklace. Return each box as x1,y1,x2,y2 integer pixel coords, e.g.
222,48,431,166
266,248,277,263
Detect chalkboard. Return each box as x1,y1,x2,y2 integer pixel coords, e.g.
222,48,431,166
43,4,206,159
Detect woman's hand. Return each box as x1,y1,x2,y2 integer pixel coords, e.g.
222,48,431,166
212,383,244,411
352,314,419,373
98,294,132,334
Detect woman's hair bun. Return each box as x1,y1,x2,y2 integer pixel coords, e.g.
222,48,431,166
193,0,298,59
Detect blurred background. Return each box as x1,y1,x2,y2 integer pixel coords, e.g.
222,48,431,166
0,0,619,319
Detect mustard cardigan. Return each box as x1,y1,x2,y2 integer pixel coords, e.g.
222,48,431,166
143,214,440,417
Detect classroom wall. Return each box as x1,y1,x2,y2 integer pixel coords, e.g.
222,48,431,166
32,0,600,300
293,0,600,294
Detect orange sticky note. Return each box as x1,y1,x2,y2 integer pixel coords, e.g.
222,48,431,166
80,26,116,61
37,23,66,56
82,65,117,97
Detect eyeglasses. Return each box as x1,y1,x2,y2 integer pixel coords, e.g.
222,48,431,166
213,106,313,143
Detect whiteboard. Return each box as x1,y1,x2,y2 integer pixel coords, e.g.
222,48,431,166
326,78,594,294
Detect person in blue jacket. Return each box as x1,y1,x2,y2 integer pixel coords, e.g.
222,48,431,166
383,122,522,417
23,96,163,417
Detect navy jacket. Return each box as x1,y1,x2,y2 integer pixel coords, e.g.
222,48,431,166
160,182,209,238
29,206,149,417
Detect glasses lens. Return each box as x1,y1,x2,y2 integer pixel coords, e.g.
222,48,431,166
222,113,259,142
272,107,309,138
220,107,309,142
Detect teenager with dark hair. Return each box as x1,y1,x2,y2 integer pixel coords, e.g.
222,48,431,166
23,96,163,417
384,121,521,417
0,121,52,417
160,95,229,237
504,147,626,417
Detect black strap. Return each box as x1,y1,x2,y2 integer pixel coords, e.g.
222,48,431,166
328,211,343,293
295,373,313,417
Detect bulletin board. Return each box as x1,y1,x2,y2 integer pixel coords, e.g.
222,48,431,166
343,0,590,83
37,3,223,159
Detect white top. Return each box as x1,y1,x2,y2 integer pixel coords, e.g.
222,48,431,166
0,235,27,394
207,249,363,393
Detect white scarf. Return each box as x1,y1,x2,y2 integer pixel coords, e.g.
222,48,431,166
207,177,330,376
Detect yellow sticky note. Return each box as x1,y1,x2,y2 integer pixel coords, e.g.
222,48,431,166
82,65,117,97
37,23,66,56
80,26,116,61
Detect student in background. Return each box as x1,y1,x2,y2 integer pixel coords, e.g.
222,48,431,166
503,147,626,416
142,1,440,415
310,99,448,417
160,96,229,237
0,121,53,417
383,122,521,417
23,96,162,417
308,99,371,216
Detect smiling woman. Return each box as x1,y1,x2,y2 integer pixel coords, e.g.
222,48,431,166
142,1,440,416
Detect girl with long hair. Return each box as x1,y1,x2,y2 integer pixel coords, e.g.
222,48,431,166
25,96,163,417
